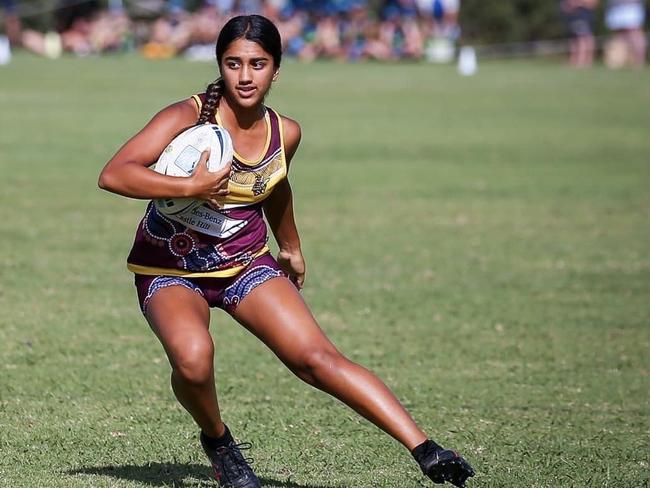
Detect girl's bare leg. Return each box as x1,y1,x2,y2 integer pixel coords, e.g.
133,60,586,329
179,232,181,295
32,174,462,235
146,286,225,438
232,277,428,450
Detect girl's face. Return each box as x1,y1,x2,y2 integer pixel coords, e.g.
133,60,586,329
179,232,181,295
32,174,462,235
219,37,279,110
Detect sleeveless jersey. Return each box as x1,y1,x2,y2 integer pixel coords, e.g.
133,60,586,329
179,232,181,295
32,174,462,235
126,95,287,278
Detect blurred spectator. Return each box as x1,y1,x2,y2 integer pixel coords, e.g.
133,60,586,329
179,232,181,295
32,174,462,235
262,0,290,18
604,0,647,68
53,0,100,55
22,0,131,57
561,0,598,68
237,0,264,14
0,0,18,64
142,1,193,59
378,1,424,60
314,11,343,59
431,0,460,39
420,0,459,62
341,2,374,60
184,2,225,60
1,0,21,46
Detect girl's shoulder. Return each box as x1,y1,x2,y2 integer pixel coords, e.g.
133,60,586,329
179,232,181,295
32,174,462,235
144,98,200,136
270,109,301,157
155,98,200,123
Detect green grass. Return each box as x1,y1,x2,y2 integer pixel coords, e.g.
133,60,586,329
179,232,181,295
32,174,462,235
0,53,649,487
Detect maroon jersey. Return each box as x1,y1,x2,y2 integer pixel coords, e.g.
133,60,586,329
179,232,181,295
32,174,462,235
127,97,287,277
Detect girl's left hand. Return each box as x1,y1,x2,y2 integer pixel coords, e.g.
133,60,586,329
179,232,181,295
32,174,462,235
277,249,306,290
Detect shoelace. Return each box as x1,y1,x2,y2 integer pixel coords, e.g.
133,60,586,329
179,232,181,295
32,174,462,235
215,442,255,482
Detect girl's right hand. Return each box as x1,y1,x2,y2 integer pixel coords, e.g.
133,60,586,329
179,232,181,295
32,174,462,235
187,149,232,208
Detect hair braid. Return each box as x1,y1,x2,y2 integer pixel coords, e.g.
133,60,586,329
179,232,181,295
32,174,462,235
197,78,224,125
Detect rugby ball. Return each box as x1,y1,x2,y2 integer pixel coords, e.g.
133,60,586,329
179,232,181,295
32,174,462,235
153,124,233,216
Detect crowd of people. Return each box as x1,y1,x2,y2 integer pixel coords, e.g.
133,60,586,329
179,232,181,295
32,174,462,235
2,0,647,66
1,0,461,62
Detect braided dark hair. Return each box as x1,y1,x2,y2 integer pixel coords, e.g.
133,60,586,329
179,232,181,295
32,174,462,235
197,78,224,125
196,15,282,125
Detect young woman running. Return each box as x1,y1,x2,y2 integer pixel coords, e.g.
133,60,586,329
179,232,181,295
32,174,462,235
98,14,474,488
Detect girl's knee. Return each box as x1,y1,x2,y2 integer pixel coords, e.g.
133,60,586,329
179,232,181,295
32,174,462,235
169,339,214,386
291,347,346,385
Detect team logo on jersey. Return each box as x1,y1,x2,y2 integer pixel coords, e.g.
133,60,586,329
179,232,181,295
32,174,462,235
252,174,270,196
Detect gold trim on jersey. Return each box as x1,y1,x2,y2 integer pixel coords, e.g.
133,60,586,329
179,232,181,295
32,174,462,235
191,94,202,114
127,246,270,278
215,109,272,167
277,107,286,158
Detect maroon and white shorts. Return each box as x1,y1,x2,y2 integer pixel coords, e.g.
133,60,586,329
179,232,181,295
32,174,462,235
134,253,285,315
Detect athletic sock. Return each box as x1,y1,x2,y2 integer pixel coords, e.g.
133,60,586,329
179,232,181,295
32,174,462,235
201,425,234,449
411,439,444,465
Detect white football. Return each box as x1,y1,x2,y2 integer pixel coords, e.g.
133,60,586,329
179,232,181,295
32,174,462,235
153,124,233,216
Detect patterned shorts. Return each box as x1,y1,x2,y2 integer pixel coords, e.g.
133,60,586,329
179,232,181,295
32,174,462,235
134,253,285,315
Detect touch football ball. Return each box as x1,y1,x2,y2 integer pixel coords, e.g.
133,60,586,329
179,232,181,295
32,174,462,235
153,124,234,216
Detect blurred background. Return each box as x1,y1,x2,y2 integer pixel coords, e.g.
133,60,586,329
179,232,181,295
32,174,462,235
0,0,647,67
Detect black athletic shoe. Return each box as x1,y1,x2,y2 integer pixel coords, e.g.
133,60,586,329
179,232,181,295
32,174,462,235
200,432,261,488
415,441,475,487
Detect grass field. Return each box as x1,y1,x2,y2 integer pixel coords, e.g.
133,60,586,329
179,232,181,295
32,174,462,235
0,53,648,488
